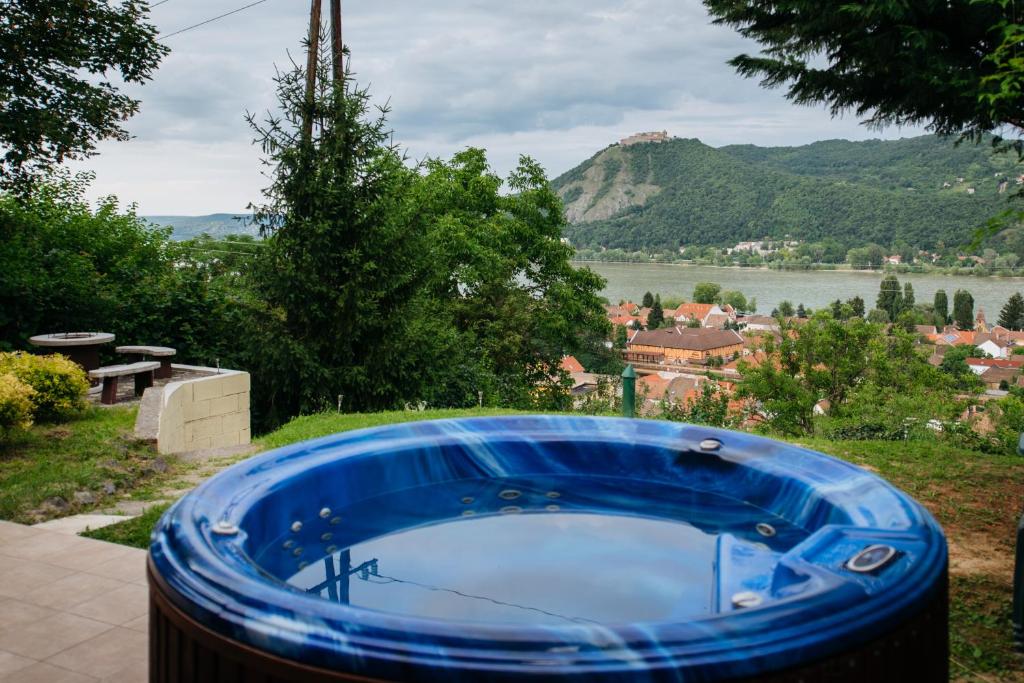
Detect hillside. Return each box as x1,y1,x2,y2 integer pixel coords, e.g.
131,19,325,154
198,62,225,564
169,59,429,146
144,214,258,240
553,135,1016,251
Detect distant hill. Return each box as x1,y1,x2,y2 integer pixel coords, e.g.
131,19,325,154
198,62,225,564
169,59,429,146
144,214,258,241
552,135,1017,251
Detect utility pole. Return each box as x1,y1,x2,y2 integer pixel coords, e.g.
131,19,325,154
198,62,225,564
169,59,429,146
302,0,322,141
330,0,343,83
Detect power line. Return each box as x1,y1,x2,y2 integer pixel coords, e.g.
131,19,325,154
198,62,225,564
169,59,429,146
149,0,172,7
160,0,272,40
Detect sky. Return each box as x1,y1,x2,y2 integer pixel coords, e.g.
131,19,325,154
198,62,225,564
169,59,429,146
76,0,925,215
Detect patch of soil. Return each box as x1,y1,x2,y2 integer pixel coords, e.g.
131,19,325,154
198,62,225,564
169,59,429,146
947,534,1014,578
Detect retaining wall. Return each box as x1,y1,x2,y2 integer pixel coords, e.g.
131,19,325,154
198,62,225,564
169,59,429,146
157,365,251,454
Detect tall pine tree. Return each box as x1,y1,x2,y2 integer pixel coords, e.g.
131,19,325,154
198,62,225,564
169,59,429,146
903,282,915,310
876,276,903,322
934,290,950,327
648,294,665,329
998,292,1024,330
953,290,975,331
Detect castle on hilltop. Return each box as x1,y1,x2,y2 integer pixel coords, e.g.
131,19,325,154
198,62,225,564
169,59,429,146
620,131,671,146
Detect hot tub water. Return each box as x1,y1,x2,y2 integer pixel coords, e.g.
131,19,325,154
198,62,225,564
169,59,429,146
283,476,808,625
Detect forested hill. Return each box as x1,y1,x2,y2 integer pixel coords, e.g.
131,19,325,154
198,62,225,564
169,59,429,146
552,135,1017,251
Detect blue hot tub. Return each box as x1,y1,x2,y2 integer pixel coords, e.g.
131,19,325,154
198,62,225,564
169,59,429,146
148,416,948,682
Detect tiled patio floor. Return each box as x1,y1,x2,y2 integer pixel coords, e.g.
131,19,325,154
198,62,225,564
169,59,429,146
0,521,147,682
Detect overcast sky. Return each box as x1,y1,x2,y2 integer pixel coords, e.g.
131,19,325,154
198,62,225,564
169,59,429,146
77,0,924,215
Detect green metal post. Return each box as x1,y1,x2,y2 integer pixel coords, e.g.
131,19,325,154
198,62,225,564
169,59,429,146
621,364,636,418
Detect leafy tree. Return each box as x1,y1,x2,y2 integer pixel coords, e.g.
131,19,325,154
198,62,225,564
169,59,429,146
939,345,986,390
934,290,950,326
702,0,1020,143
998,292,1024,330
642,291,654,308
613,324,629,349
693,282,722,304
648,294,665,329
740,314,951,435
830,299,844,319
877,275,904,321
721,290,748,312
796,303,807,318
686,318,702,329
953,289,975,330
415,148,610,412
777,300,795,317
847,296,866,318
662,381,734,428
0,1,168,190
0,173,241,364
867,308,890,324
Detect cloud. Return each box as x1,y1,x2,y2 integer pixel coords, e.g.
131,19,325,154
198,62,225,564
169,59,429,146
73,0,924,214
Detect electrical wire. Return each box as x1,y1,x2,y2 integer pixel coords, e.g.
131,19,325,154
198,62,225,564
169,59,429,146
149,0,172,7
160,0,272,40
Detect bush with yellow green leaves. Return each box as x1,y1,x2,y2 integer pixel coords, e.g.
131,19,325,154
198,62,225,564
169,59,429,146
0,373,35,439
0,352,88,422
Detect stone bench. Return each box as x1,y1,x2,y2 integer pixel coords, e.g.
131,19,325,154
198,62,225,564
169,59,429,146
115,345,176,379
89,361,160,405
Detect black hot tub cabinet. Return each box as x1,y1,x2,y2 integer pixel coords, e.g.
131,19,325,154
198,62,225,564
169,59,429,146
148,416,948,682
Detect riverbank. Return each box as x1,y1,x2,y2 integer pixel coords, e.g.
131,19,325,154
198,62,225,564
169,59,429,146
573,258,1024,279
579,261,1024,315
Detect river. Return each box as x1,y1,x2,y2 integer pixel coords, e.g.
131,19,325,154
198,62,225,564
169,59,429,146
578,262,1024,318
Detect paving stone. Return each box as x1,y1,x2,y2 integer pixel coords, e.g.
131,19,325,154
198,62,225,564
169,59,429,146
0,599,58,629
67,584,148,626
101,658,146,682
44,541,138,572
0,521,36,544
0,650,35,676
20,572,123,609
0,661,99,682
47,627,147,680
121,614,148,634
85,551,148,586
0,612,112,660
0,558,78,599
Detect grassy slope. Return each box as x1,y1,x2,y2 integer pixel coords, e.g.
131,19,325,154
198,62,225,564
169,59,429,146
256,408,529,450
797,438,1024,680
0,406,180,523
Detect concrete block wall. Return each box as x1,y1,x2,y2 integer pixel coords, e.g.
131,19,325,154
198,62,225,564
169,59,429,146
157,366,251,454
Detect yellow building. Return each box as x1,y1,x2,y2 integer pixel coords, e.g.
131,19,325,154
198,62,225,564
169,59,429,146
625,327,744,364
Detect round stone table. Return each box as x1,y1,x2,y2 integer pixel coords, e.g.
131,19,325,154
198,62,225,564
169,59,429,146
28,332,115,371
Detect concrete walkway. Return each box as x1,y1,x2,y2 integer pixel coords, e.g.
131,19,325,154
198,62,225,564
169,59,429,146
0,521,147,682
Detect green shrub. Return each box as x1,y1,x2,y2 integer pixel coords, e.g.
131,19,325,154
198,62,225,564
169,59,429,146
0,373,35,439
0,352,88,422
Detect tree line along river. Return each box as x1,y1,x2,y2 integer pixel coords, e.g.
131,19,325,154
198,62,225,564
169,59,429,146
579,262,1024,318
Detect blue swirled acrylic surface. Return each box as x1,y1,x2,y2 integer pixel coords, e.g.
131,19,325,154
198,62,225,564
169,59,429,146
149,416,947,681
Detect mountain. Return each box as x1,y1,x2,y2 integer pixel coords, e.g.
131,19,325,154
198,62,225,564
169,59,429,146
552,135,1017,251
143,214,258,241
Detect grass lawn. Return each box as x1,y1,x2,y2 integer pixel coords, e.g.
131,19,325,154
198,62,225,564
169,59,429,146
0,406,182,524
81,501,171,547
255,407,529,450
